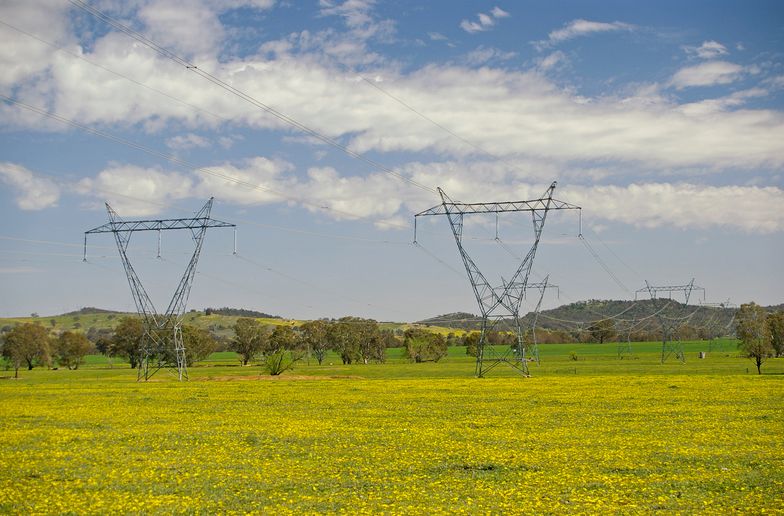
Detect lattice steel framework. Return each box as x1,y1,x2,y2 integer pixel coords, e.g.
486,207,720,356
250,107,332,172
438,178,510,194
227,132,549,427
84,198,235,381
616,317,636,359
700,300,736,352
635,280,705,364
524,277,558,365
415,182,580,377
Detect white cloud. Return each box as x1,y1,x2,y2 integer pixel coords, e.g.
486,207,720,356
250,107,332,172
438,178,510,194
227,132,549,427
536,19,634,49
0,0,73,88
428,32,447,41
463,46,517,66
3,4,784,222
133,0,277,59
0,162,60,210
537,50,568,71
70,156,784,234
491,7,510,19
563,183,784,233
460,6,510,34
76,164,194,216
194,157,296,205
4,29,784,173
319,0,396,44
685,40,728,60
138,0,226,59
166,133,211,151
669,60,745,89
678,88,768,116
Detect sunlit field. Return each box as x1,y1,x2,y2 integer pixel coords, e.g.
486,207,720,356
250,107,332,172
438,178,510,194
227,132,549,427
1,343,782,513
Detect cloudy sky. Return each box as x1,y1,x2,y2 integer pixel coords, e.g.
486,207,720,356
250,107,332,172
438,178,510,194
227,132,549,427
1,0,782,321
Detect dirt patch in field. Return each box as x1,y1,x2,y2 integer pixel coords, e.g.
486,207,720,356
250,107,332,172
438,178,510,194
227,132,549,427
197,374,363,382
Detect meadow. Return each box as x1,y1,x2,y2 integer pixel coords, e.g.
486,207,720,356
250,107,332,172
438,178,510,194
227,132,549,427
1,342,782,514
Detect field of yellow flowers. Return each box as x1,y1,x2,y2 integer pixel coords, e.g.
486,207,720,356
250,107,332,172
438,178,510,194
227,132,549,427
1,373,782,513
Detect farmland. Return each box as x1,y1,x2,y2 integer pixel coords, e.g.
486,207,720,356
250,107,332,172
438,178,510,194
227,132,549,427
1,343,783,514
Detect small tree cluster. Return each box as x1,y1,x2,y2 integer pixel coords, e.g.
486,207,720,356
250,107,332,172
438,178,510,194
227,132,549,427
326,317,385,365
1,323,52,378
463,330,516,357
587,319,617,344
53,331,92,370
94,316,217,369
403,328,447,363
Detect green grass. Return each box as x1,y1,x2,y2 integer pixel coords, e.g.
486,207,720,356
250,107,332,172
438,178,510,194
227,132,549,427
8,338,779,384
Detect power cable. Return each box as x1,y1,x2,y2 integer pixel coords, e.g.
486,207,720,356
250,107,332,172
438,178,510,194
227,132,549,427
578,234,630,294
0,93,396,225
68,0,435,195
233,253,413,318
0,19,228,124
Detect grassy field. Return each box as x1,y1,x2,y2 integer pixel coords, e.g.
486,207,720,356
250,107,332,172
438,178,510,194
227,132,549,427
1,342,782,513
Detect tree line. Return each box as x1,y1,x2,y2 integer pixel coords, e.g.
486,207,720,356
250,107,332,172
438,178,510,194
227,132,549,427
0,323,92,378
3,305,782,376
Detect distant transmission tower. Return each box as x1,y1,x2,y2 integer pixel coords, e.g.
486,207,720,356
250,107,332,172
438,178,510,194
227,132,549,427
84,198,236,381
617,317,636,359
414,182,580,377
524,277,559,365
700,300,736,352
635,280,705,364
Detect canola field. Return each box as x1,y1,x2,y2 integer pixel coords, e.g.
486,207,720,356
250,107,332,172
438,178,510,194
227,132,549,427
1,368,782,514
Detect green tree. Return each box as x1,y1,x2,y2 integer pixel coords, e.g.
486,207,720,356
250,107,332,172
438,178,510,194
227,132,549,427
588,319,617,344
230,318,267,366
326,318,358,364
464,331,481,357
735,303,773,374
299,320,329,365
1,323,52,377
55,331,92,370
182,325,216,366
404,328,447,363
355,319,384,364
261,325,302,375
767,311,784,357
111,317,144,369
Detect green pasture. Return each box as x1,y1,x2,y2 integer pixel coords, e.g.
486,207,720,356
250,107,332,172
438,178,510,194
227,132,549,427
4,338,782,384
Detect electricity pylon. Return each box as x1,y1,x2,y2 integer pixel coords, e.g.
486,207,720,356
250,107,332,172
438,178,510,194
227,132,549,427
84,198,235,381
700,300,736,352
635,280,705,364
616,317,636,359
524,276,558,365
414,182,580,377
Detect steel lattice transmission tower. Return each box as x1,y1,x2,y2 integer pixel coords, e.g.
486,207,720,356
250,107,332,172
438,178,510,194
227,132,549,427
415,182,580,377
84,198,236,381
635,280,705,364
523,277,558,365
700,300,736,352
616,317,636,359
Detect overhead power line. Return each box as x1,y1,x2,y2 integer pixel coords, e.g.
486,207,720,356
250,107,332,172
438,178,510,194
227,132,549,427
0,93,412,229
0,19,228,125
68,0,435,194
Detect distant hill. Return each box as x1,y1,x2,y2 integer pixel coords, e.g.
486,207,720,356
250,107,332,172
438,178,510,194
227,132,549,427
205,307,281,319
62,307,122,316
419,299,741,339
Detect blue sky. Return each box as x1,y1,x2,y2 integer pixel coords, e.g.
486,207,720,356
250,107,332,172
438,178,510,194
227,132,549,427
1,0,782,321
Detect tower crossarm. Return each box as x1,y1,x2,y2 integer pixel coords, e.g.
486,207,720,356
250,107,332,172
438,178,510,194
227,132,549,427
85,217,235,234
414,187,580,217
635,281,705,303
